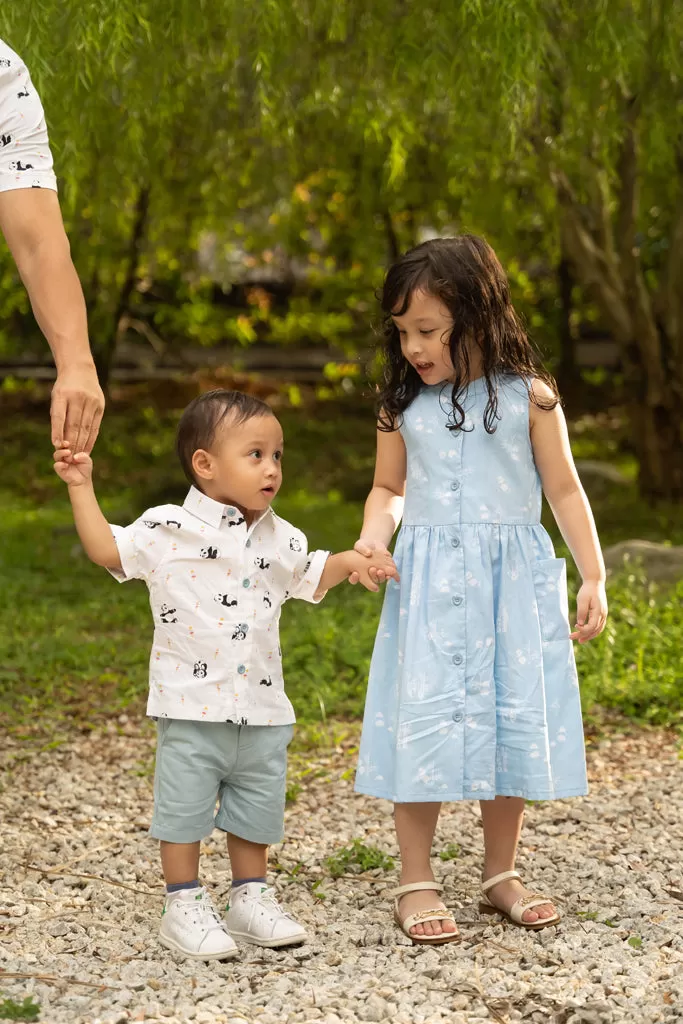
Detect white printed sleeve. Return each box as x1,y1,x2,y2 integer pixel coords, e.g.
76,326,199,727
107,512,172,583
288,542,330,605
0,44,58,194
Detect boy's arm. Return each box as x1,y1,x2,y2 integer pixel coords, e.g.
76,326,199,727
54,449,121,569
69,482,122,571
315,548,399,598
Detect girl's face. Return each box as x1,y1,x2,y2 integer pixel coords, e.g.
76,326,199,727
392,289,456,385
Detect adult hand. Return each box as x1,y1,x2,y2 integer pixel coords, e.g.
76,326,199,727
348,539,392,586
51,362,105,454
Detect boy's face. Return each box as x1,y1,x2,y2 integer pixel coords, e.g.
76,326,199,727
192,412,284,514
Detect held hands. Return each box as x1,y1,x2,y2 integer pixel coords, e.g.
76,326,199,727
51,363,105,455
571,580,608,643
53,447,93,487
348,539,396,590
346,542,399,592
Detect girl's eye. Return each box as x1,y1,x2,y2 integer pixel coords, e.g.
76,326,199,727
419,329,435,336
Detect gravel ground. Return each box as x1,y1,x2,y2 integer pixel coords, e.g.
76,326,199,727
1,721,682,1024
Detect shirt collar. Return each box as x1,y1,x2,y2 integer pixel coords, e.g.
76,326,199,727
182,486,272,530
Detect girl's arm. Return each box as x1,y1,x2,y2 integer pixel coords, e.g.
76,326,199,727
350,422,407,584
529,380,607,641
358,424,407,550
53,450,122,570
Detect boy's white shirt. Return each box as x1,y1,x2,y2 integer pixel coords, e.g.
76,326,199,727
0,40,58,194
108,486,329,725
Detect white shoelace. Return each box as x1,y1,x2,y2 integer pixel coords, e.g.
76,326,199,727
178,888,226,933
243,885,294,919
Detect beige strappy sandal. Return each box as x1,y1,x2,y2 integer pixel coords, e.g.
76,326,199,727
479,870,561,930
393,881,460,945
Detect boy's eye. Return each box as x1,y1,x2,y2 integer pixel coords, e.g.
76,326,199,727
249,450,262,459
274,451,282,462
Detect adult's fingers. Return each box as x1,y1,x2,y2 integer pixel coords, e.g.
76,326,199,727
50,391,68,448
83,401,105,454
61,394,86,452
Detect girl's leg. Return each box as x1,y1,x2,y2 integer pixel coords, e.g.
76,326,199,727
160,840,201,885
394,802,458,938
480,796,556,922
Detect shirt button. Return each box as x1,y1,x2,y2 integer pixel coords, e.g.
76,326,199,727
451,537,460,548
450,481,460,491
237,664,246,674
452,654,463,666
242,579,251,588
452,711,464,723
452,595,463,606
226,507,236,516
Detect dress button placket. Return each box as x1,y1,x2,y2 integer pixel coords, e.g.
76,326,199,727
450,458,465,727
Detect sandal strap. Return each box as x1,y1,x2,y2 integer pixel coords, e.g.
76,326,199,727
392,881,443,898
509,894,556,925
481,870,521,895
401,908,456,933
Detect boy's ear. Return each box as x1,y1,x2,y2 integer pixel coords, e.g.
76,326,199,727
191,448,213,481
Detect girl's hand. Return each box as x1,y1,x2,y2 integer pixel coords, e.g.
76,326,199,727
53,448,93,487
571,580,608,643
349,539,391,586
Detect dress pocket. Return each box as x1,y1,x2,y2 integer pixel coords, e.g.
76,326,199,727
531,557,570,643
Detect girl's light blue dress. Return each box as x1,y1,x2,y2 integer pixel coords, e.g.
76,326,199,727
355,376,588,803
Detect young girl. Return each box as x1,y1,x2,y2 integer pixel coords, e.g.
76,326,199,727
351,235,607,944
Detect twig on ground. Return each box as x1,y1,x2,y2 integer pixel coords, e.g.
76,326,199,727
25,864,160,897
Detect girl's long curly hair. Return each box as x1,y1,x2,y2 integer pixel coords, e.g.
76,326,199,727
376,235,559,432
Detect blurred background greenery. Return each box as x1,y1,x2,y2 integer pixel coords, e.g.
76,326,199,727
0,1,681,738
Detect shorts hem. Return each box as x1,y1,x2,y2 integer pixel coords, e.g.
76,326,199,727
214,816,284,846
148,820,215,843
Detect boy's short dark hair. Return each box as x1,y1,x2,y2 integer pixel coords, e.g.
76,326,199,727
176,389,274,487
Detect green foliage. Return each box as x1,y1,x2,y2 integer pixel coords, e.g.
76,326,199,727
325,839,395,879
438,843,461,862
0,995,41,1023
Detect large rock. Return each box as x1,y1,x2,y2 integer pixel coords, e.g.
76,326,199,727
603,539,683,583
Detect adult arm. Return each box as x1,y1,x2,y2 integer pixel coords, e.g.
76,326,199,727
0,188,104,453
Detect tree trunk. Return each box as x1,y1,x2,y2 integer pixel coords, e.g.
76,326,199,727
555,255,581,403
547,122,683,502
93,185,150,393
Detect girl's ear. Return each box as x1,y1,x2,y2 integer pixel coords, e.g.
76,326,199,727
192,448,214,481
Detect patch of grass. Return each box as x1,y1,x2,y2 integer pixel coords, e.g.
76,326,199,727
325,839,395,879
0,995,41,1022
438,843,461,862
576,910,599,921
627,935,643,949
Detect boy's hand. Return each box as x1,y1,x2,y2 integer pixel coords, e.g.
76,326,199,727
570,580,608,643
53,448,93,487
347,548,399,592
348,539,392,586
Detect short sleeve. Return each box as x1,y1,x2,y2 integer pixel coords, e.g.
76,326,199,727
288,545,330,605
0,45,58,194
107,515,170,584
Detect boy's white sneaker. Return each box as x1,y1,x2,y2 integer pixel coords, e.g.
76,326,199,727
224,882,307,947
159,886,238,960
